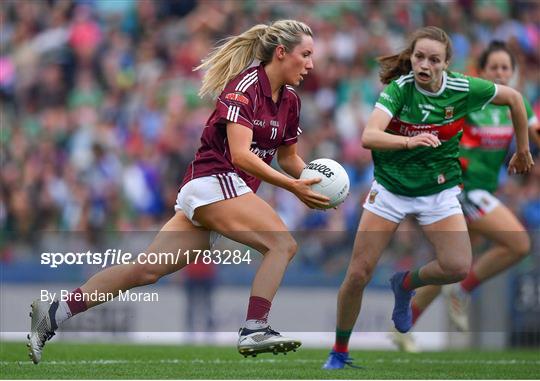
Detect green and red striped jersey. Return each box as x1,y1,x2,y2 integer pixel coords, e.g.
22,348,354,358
373,71,496,196
460,98,537,192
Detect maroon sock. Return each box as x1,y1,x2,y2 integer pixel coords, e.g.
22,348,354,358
66,288,88,316
246,296,271,322
411,301,423,325
460,271,481,292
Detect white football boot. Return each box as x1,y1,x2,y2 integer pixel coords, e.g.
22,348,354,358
27,300,59,364
237,326,301,357
442,283,470,331
389,327,419,353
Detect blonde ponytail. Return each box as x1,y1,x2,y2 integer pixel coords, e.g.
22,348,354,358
195,20,312,98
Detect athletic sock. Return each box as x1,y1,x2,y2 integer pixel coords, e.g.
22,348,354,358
333,328,352,353
57,288,88,325
245,296,271,328
460,270,480,292
401,269,427,291
56,301,72,325
244,319,269,330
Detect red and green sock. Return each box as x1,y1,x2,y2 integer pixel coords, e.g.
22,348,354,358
408,270,480,326
460,270,480,292
401,269,427,291
333,328,352,353
411,301,422,325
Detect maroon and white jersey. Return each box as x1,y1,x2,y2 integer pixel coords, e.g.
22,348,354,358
181,64,302,193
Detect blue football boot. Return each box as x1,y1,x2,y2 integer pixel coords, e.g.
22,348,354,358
390,271,416,333
322,350,361,369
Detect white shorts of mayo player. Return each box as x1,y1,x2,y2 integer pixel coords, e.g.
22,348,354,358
363,180,463,225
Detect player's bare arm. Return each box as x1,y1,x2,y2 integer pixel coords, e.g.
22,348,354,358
277,143,305,178
491,85,534,174
362,108,440,150
227,123,329,209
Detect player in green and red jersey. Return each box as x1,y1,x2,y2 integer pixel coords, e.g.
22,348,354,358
391,41,540,352
323,27,534,369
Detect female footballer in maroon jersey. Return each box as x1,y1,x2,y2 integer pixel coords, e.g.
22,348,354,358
28,20,329,363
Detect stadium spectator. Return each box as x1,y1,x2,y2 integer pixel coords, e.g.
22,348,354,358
183,261,217,339
2,1,539,252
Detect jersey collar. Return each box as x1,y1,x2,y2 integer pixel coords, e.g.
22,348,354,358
258,63,288,108
258,64,273,99
414,71,447,97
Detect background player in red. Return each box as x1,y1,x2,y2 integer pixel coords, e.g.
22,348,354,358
28,19,329,363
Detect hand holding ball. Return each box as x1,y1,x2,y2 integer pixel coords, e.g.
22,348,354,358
300,159,350,208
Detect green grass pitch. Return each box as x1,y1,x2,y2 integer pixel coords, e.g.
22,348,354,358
1,341,539,379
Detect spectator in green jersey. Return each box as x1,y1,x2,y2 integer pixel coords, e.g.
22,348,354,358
323,27,534,370
392,40,540,352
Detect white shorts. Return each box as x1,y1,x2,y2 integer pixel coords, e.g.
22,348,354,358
175,172,252,226
458,189,501,222
363,180,463,225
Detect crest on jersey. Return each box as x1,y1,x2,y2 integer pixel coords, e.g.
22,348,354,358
437,174,446,184
444,106,454,119
225,92,249,105
368,190,378,204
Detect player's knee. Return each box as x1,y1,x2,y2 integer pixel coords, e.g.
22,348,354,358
132,264,162,286
510,234,531,259
345,264,373,290
278,235,298,261
261,234,297,260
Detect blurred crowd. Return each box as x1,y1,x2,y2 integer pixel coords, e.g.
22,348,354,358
1,0,539,271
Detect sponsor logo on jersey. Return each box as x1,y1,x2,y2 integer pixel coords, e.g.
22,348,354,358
387,118,464,141
225,92,249,105
445,106,454,119
305,163,335,178
250,144,276,159
270,120,280,127
460,125,513,150
253,119,265,127
380,93,393,102
368,190,378,204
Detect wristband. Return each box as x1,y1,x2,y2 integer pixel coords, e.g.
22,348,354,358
404,137,410,150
